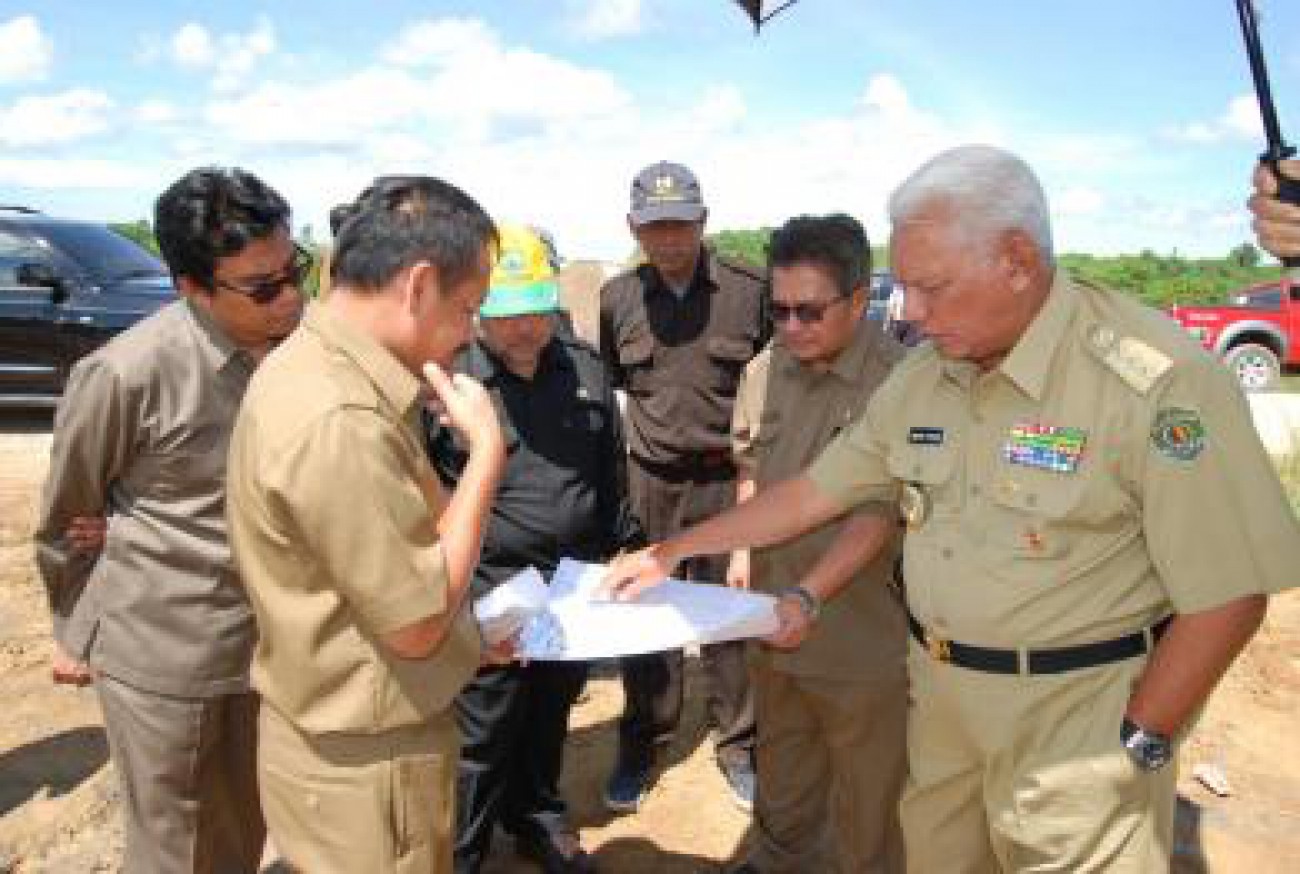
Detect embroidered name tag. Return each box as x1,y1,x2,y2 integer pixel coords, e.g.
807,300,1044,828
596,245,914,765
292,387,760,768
908,426,945,446
1003,423,1087,473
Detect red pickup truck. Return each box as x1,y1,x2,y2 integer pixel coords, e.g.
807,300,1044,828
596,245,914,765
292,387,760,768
1166,276,1300,391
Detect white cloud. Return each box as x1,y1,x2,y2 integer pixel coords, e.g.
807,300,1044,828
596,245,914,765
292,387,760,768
568,0,643,40
0,89,113,147
171,23,215,68
1164,93,1262,144
382,18,496,67
0,15,53,84
1056,186,1105,216
135,99,179,125
168,18,276,91
0,157,149,189
206,20,630,148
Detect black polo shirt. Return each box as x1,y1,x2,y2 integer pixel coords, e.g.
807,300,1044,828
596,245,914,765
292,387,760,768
425,333,645,596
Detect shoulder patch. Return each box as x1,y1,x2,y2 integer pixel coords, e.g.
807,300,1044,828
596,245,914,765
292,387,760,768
1151,407,1206,461
1088,326,1171,394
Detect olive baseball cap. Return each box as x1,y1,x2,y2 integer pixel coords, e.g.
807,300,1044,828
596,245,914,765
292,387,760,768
479,223,561,319
629,160,706,226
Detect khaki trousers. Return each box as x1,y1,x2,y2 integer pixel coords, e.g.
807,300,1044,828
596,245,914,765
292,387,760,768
747,662,907,874
901,641,1177,873
258,705,458,874
94,674,264,874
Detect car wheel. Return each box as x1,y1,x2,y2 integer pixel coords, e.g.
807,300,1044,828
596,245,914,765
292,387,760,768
1223,343,1281,392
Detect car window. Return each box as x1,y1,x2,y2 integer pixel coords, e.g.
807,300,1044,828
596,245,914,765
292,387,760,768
0,229,49,289
1230,286,1281,310
35,223,166,282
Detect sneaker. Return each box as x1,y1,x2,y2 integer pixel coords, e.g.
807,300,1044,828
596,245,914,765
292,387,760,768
719,759,756,812
603,760,652,813
515,831,598,874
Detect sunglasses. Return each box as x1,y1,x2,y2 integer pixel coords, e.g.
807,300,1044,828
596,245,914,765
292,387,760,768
770,296,847,325
214,244,312,304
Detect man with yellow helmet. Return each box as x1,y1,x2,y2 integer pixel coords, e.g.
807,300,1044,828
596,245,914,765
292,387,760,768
425,224,644,873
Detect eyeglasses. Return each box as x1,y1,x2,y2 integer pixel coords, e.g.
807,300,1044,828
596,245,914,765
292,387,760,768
770,296,848,325
214,244,312,304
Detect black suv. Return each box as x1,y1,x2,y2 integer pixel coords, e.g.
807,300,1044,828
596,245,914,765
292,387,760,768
0,207,174,406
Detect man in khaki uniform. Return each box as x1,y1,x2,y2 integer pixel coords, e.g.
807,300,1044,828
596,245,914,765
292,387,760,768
34,167,303,872
728,214,907,874
226,175,504,873
605,145,1300,871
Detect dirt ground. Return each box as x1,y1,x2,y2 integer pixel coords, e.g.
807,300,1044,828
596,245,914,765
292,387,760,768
1,410,1298,872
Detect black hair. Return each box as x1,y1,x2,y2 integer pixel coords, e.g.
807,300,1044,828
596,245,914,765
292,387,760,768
330,175,497,292
154,166,291,290
767,213,871,298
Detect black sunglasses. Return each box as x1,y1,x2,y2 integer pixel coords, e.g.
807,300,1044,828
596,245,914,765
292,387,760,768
214,244,312,304
770,296,847,325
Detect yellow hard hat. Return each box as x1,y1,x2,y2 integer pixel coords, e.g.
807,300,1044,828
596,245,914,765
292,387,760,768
481,223,560,318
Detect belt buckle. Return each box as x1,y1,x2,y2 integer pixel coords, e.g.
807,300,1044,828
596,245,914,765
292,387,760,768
924,630,951,663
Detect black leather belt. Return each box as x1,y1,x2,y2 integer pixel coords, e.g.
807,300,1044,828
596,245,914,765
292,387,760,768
907,611,1173,675
631,450,736,483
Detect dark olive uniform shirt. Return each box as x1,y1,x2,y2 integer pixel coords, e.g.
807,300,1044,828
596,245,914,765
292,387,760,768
35,299,256,698
733,319,908,679
425,334,645,597
599,250,770,465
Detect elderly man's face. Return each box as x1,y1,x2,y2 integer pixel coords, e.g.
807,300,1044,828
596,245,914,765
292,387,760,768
893,205,1034,370
631,218,705,285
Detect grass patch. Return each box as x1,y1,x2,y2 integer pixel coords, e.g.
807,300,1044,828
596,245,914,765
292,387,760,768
1281,372,1300,394
1278,454,1300,518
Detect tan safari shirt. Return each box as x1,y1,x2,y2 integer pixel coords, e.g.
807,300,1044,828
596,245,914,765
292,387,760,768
733,319,908,679
226,304,480,735
35,299,256,698
808,274,1300,649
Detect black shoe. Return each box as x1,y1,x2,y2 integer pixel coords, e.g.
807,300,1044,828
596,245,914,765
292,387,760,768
603,759,652,813
719,759,756,812
515,831,598,874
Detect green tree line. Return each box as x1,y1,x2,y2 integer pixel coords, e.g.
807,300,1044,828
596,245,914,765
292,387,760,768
707,229,1281,308
109,220,1281,308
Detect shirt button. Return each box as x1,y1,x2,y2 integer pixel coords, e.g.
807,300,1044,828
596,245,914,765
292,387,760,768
969,484,981,497
941,548,954,560
1025,494,1039,508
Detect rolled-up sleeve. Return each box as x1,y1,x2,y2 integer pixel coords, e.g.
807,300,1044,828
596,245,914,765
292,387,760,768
270,408,449,635
1140,358,1300,612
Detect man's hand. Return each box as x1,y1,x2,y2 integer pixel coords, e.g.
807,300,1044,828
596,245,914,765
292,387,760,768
51,642,93,686
725,549,750,590
1249,159,1300,259
763,594,813,650
66,515,107,554
481,635,519,667
423,362,503,453
599,544,678,602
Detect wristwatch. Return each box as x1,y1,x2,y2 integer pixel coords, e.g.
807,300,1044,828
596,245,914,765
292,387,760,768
779,586,821,622
1121,717,1172,772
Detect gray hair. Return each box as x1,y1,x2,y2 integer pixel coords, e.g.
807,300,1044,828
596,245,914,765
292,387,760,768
888,145,1054,264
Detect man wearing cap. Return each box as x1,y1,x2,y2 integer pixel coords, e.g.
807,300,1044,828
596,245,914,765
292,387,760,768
598,161,770,811
227,175,503,872
602,145,1300,871
728,214,907,874
427,224,644,874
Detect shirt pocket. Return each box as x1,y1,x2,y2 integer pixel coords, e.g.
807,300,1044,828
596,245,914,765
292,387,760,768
706,336,754,390
886,445,960,519
616,333,655,393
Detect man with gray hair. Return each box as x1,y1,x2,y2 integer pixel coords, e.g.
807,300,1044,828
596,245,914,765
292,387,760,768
603,145,1300,870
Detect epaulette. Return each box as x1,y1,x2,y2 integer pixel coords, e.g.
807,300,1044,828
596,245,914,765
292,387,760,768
1085,324,1172,395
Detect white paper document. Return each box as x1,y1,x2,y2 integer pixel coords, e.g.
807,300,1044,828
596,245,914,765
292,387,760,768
474,558,780,661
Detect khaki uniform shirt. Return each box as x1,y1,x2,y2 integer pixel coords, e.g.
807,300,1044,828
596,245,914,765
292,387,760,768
227,304,480,735
808,275,1300,648
35,299,256,698
599,250,770,465
733,320,908,678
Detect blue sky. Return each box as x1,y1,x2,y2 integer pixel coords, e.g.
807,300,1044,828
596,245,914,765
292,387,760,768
3,0,1298,261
